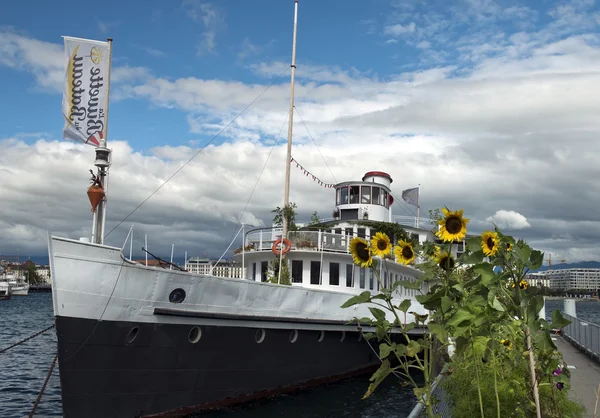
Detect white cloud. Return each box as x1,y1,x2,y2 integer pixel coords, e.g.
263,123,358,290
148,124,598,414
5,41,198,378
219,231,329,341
486,210,531,230
384,22,416,36
182,0,223,55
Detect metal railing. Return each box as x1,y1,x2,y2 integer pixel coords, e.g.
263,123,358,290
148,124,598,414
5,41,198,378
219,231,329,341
393,215,437,229
562,314,600,361
245,228,353,254
407,369,453,418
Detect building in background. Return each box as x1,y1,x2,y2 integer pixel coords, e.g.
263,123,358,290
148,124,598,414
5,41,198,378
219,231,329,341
543,268,600,291
185,257,244,279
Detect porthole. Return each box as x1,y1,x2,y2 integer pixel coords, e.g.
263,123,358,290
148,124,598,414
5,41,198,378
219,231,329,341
255,329,266,344
340,331,346,342
169,288,186,303
290,330,298,343
126,326,139,344
188,326,202,343
317,331,325,343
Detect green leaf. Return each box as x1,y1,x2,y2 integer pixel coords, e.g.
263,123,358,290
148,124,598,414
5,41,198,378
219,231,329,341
379,342,393,358
394,343,406,357
397,299,412,313
459,249,485,265
527,295,544,323
428,322,447,340
551,309,572,330
447,307,475,328
404,322,416,332
534,329,557,351
369,307,386,322
362,359,393,399
452,283,464,293
441,296,453,313
376,324,387,341
529,250,544,270
472,263,495,286
405,340,422,357
514,243,532,264
363,332,376,341
398,279,421,290
341,291,372,308
465,236,482,251
490,297,505,312
473,312,489,327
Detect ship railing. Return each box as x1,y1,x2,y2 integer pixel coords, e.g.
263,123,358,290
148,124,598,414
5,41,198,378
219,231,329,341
562,313,600,361
245,228,352,254
393,215,437,229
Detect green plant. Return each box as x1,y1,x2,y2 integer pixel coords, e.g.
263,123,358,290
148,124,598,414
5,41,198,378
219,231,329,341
272,202,298,232
266,257,291,285
341,207,578,418
356,220,412,245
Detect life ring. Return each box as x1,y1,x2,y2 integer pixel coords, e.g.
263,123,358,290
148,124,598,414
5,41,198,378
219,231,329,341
272,238,291,256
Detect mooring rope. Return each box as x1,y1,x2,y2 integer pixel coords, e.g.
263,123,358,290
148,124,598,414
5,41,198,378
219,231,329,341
0,324,55,354
28,353,58,418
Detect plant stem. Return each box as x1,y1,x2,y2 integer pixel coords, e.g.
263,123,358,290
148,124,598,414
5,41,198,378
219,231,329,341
472,338,485,418
492,341,500,418
525,327,542,418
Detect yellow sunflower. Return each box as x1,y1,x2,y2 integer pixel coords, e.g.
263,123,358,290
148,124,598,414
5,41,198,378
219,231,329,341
511,280,528,290
349,237,372,267
436,251,455,271
505,243,513,252
371,232,392,257
394,240,416,265
501,339,512,350
481,231,499,257
428,245,441,260
436,208,470,242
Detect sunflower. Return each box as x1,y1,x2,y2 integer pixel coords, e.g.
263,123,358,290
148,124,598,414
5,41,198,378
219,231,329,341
481,231,499,257
394,240,416,265
437,251,455,271
511,280,528,290
349,237,372,267
500,339,512,350
436,208,470,242
428,245,441,260
505,243,513,252
371,232,392,257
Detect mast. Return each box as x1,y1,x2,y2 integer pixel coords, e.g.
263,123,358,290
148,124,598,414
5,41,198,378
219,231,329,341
282,0,299,239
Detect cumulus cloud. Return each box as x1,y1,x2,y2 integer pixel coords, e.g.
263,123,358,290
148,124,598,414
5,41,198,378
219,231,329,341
486,210,531,230
0,1,599,264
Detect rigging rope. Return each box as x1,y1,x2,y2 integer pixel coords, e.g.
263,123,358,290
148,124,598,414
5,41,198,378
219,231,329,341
290,156,335,188
105,67,290,239
28,354,58,418
0,324,55,354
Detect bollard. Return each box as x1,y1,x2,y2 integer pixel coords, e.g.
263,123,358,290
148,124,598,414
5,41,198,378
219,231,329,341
564,299,577,318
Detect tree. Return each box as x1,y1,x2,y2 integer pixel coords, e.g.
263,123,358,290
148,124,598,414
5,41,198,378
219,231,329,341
23,261,43,285
308,211,320,225
271,202,298,231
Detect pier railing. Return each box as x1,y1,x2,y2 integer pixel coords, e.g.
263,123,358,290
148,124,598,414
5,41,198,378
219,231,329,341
562,313,600,361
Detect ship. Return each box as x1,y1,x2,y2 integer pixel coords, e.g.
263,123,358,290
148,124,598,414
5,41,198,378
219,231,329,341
48,2,465,417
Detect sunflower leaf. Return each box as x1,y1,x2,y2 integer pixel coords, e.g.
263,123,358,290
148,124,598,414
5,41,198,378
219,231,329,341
465,236,482,250
447,307,475,328
362,359,393,399
550,309,571,330
472,263,495,286
526,295,545,325
441,296,453,313
490,297,505,312
379,342,393,358
405,340,422,357
398,279,421,290
514,242,532,264
397,299,412,313
369,307,386,322
528,250,544,270
341,291,372,308
428,322,447,340
459,249,485,265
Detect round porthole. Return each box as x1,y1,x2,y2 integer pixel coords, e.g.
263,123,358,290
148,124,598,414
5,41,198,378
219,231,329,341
126,326,139,344
169,288,186,303
189,326,202,343
290,330,298,343
255,329,266,344
317,331,325,343
340,331,346,342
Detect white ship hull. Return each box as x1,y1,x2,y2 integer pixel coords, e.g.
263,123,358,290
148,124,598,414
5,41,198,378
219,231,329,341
10,284,29,296
49,235,427,417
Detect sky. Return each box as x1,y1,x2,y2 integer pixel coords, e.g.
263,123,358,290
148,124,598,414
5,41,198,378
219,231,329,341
0,0,599,263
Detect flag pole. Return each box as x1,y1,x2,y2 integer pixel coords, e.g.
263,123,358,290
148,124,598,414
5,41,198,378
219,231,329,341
94,38,113,245
416,184,420,228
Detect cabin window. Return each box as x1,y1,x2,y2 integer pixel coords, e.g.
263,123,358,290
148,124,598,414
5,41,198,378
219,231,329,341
383,190,389,208
359,268,365,289
261,261,268,282
340,186,349,204
369,269,374,290
349,186,360,204
336,188,341,205
252,263,256,281
384,271,387,289
411,233,419,243
292,260,303,283
357,228,366,239
334,228,342,235
372,187,380,206
346,264,353,287
345,228,353,237
361,186,371,204
310,261,321,285
329,262,340,286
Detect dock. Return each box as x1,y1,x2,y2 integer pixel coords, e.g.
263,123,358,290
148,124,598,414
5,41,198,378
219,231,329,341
554,335,600,417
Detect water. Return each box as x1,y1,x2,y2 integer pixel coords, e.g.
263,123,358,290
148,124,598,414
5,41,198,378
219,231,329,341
0,293,418,418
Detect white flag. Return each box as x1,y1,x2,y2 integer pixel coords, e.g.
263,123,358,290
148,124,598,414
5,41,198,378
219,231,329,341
62,36,111,146
402,187,419,206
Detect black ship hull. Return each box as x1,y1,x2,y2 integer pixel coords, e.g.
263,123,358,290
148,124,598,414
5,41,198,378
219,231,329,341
55,316,381,417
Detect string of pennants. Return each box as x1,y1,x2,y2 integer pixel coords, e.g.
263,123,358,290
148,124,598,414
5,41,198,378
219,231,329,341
290,157,335,188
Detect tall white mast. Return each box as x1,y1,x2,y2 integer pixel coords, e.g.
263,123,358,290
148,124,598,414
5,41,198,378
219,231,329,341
282,0,299,239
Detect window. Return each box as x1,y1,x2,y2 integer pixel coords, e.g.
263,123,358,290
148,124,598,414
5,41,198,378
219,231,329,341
383,189,389,208
310,261,321,285
261,261,268,282
349,186,360,204
292,260,303,283
345,228,353,237
329,262,340,286
361,186,371,204
411,233,419,243
369,269,374,290
358,228,366,239
372,187,380,206
359,268,365,289
334,228,342,235
252,262,256,281
340,187,348,204
336,188,341,205
346,264,353,287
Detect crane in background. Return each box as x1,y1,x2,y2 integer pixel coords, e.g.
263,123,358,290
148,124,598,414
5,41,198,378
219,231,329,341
545,253,567,270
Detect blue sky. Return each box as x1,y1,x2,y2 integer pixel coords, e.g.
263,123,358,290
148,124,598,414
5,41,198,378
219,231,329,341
1,0,600,260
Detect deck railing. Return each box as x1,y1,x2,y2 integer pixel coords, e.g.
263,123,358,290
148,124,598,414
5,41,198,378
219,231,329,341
562,313,600,361
245,228,353,254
